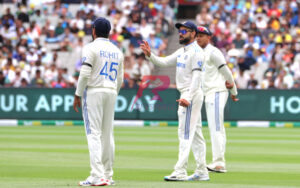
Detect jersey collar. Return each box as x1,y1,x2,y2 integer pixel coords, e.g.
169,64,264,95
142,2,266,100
184,41,196,51
94,37,109,42
204,43,212,50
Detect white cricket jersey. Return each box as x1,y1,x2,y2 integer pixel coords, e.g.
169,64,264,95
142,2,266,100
149,41,204,93
202,44,229,96
75,37,124,96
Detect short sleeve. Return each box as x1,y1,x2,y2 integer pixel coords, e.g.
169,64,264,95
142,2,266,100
210,48,226,68
81,45,94,67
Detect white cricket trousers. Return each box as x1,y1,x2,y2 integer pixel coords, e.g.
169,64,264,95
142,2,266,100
205,91,228,167
82,87,117,182
174,90,208,175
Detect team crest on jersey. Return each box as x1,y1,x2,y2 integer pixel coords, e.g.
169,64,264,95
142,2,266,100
184,55,188,60
197,61,203,67
81,57,86,64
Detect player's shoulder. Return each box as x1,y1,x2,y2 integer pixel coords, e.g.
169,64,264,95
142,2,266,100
111,42,124,56
191,41,203,53
209,44,223,56
82,42,94,53
209,44,220,52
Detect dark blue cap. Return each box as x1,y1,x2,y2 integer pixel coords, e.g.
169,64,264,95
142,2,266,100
175,21,197,32
197,26,212,36
93,17,111,35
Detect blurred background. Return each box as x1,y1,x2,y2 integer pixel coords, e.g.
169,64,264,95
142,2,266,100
0,0,299,125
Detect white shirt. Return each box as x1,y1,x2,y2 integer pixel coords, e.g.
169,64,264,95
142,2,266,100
94,4,108,17
76,38,124,96
203,44,238,95
236,71,250,89
148,41,204,102
132,61,151,79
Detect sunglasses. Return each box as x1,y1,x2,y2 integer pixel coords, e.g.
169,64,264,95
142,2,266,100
178,29,192,35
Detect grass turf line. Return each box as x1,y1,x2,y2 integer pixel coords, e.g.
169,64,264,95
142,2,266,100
0,126,299,188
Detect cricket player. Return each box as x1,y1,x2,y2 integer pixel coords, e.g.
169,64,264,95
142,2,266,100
140,21,209,181
196,26,238,173
73,17,124,186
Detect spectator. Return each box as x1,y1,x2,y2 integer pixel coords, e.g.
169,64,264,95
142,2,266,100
123,77,138,89
44,64,58,86
154,12,170,36
0,71,5,87
20,78,29,87
132,53,151,81
26,48,38,64
45,25,60,43
139,18,153,39
94,1,108,17
232,29,245,49
146,30,166,56
79,0,94,14
17,6,30,23
27,21,41,41
30,9,46,28
84,20,93,35
51,72,67,88
40,48,53,67
235,70,250,89
11,68,25,87
55,20,65,36
57,27,76,43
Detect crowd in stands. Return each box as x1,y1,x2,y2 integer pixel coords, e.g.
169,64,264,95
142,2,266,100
197,0,300,89
1,0,299,90
0,0,175,88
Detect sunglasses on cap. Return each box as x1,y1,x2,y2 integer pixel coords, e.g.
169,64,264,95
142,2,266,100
178,29,192,35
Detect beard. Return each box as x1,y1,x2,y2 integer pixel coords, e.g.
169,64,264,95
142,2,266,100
179,36,191,45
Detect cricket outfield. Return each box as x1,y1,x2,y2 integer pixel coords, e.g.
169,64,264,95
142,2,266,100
0,126,299,188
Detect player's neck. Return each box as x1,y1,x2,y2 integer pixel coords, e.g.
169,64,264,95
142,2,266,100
201,43,209,48
185,40,194,46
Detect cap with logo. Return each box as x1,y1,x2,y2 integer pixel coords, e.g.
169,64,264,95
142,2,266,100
197,26,212,36
175,21,198,32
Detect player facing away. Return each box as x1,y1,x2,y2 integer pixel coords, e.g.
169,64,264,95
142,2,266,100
73,17,124,186
196,26,238,173
140,21,209,181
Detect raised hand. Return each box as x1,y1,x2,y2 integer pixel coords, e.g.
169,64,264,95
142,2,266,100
140,40,151,57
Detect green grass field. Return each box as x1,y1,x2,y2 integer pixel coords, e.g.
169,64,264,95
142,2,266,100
0,126,300,188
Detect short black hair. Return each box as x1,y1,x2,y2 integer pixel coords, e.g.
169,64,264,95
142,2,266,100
94,28,109,38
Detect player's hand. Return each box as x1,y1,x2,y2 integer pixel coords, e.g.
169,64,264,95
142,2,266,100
230,94,239,102
225,81,234,89
140,40,151,57
73,95,81,112
176,98,190,107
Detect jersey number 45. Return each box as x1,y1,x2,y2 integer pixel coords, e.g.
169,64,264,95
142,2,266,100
100,61,118,81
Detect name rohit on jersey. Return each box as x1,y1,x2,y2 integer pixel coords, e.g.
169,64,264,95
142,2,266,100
100,50,119,59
